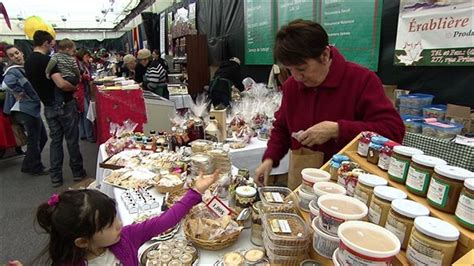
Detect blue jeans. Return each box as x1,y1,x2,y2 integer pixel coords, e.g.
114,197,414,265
44,100,85,183
12,111,47,173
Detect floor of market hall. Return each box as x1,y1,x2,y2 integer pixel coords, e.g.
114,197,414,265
0,135,98,263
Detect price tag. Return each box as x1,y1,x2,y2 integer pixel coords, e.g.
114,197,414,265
264,192,284,203
205,196,234,217
270,219,292,234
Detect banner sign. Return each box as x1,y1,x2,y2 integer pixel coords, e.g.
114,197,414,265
395,0,474,66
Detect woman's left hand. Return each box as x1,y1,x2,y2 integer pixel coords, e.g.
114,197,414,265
298,121,339,147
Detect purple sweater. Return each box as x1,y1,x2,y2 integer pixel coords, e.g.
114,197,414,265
108,189,201,265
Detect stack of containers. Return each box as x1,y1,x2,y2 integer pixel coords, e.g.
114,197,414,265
262,213,310,265
258,186,297,214
311,194,368,259
298,168,330,212
398,93,434,117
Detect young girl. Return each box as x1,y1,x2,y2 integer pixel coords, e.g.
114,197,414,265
35,172,218,266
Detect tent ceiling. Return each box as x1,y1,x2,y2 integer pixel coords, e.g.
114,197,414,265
2,0,140,30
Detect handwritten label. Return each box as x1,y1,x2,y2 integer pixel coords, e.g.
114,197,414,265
206,196,233,217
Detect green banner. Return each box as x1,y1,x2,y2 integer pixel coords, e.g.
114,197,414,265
244,0,276,65
320,0,382,71
278,0,315,28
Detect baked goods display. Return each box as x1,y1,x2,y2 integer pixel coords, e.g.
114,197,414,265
140,238,199,266
206,149,232,174
104,168,158,189
155,173,184,194
184,205,243,250
121,188,160,214
190,139,214,153
189,153,214,176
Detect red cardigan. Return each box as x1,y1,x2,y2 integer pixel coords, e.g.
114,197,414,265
263,47,405,165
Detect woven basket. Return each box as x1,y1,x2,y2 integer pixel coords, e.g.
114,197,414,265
154,182,184,194
183,217,241,250
166,188,189,208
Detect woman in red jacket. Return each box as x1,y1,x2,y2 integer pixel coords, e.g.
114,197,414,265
255,20,405,189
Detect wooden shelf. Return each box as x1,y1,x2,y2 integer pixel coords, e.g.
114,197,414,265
315,135,473,264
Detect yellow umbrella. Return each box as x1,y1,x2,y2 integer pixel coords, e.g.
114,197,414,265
24,16,56,39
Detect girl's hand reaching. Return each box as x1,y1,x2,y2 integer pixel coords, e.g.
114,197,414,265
194,170,220,194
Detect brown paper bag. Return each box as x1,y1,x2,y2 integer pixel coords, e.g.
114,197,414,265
11,123,27,146
287,148,324,190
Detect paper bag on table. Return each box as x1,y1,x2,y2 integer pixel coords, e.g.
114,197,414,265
288,148,324,190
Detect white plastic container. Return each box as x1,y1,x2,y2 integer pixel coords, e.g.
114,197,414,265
298,186,317,212
337,221,401,265
317,194,368,236
301,168,331,190
313,181,346,199
309,199,319,221
332,248,341,266
312,217,339,259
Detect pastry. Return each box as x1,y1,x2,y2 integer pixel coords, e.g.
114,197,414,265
223,252,244,266
244,248,265,263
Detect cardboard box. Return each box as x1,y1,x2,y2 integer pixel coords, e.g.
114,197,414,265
210,108,227,142
383,85,397,107
445,104,472,134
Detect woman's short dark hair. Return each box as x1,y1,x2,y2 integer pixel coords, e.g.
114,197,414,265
35,189,116,265
274,19,329,66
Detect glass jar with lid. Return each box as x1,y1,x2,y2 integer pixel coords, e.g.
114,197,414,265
427,165,474,213
385,199,430,250
357,131,377,157
388,146,424,184
405,154,447,197
378,141,399,171
455,178,474,230
235,186,257,209
407,216,459,266
368,186,407,226
353,174,388,206
367,136,388,164
329,154,349,181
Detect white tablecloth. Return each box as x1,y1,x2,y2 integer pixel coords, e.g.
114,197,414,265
229,138,290,176
169,94,193,109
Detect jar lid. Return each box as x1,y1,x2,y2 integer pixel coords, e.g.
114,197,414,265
393,146,424,157
331,161,341,168
391,199,430,218
399,93,434,100
412,154,447,168
236,186,257,197
465,178,474,191
434,165,474,181
332,154,349,163
358,174,388,187
371,136,389,145
373,186,407,202
368,143,382,149
383,141,399,149
414,216,459,242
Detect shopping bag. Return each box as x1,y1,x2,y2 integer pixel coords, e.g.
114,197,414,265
288,148,324,190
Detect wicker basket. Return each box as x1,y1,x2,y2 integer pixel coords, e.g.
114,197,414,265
154,182,184,194
166,188,189,207
183,217,241,250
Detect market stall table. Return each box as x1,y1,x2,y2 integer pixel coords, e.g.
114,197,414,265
169,94,193,110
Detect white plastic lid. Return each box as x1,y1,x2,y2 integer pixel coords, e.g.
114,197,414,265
393,146,424,157
373,186,407,202
391,199,430,218
464,178,474,191
313,181,346,196
412,154,447,168
434,164,474,181
414,216,460,242
358,174,388,188
236,186,257,197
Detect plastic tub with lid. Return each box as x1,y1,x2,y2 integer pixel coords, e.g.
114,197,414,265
312,216,339,259
301,168,330,190
422,121,464,139
423,104,447,120
309,199,319,221
407,216,460,266
317,194,368,236
368,186,407,226
332,248,341,266
384,199,430,250
337,221,401,265
258,186,296,213
298,186,316,212
313,181,346,199
399,105,423,116
398,93,434,108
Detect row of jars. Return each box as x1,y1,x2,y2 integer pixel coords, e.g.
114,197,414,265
356,132,474,231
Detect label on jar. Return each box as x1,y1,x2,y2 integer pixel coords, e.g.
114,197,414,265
368,200,382,224
388,156,409,181
264,192,284,203
455,193,474,227
354,189,369,205
270,219,291,234
427,178,450,208
357,142,369,156
378,154,390,170
338,245,391,266
407,235,444,266
385,216,407,245
406,165,430,193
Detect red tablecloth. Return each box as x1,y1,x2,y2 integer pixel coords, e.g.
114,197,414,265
95,88,147,145
0,112,17,149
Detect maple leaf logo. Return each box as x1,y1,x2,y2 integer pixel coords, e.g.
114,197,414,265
397,41,424,65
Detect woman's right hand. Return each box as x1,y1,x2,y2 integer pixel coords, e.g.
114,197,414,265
194,170,220,194
255,159,273,186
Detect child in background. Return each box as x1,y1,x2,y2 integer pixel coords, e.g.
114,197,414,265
35,171,218,266
45,38,80,107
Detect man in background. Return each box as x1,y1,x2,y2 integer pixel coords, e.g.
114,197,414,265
24,30,87,187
